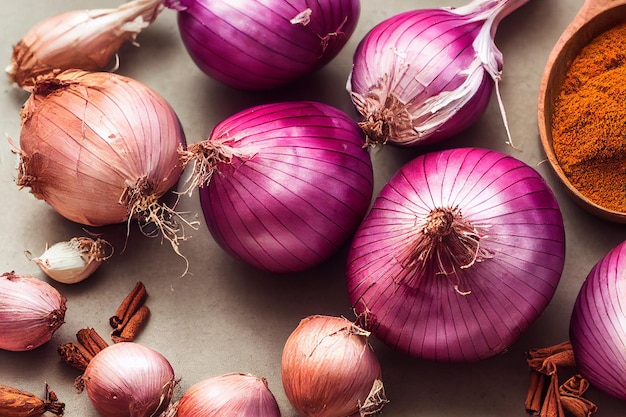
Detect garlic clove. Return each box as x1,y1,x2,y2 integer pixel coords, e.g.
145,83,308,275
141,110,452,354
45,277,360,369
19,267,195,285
30,237,112,284
7,0,163,90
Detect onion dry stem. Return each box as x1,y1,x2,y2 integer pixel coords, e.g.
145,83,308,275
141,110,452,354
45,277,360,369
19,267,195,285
178,141,254,195
398,206,492,295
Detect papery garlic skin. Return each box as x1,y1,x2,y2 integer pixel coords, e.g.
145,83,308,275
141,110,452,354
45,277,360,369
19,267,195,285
30,237,111,284
16,70,186,246
175,373,281,417
281,315,387,417
0,272,66,352
7,0,163,90
83,342,177,417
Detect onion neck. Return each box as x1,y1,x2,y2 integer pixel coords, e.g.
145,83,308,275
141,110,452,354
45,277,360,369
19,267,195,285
178,140,254,194
398,206,492,294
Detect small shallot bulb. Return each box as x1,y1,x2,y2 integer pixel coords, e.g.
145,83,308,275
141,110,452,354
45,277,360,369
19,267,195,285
0,272,66,351
172,373,281,417
81,342,177,417
7,0,163,90
281,315,388,417
28,237,112,284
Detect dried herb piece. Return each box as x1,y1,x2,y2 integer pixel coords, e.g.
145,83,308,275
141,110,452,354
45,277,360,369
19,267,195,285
525,341,597,417
0,384,64,416
110,281,150,342
58,328,109,371
560,375,598,417
112,305,150,343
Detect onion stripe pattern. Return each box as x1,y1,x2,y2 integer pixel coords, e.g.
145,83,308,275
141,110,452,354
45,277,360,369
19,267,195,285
199,101,373,273
347,148,565,362
570,240,626,400
170,0,360,90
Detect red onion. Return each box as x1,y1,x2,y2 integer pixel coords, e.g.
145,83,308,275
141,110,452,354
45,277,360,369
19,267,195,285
15,70,189,252
172,373,281,417
180,101,373,273
346,147,566,362
0,272,66,352
570,240,626,400
281,315,387,417
347,0,528,147
82,342,177,417
164,0,360,91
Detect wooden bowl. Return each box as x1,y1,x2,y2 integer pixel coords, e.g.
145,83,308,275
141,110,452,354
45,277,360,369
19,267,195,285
538,0,626,223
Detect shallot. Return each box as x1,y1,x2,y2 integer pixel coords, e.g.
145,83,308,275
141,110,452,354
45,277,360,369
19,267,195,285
570,239,626,400
281,315,387,417
180,101,373,273
0,272,66,352
7,0,163,90
164,0,360,90
15,70,192,257
347,0,529,147
80,342,177,417
171,373,281,417
346,147,566,362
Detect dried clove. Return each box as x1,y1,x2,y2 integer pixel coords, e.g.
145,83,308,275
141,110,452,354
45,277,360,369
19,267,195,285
0,384,64,416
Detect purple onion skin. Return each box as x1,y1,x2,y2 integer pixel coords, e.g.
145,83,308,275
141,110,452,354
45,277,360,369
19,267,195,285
170,0,360,91
570,240,626,400
200,101,374,273
349,9,494,146
346,148,566,362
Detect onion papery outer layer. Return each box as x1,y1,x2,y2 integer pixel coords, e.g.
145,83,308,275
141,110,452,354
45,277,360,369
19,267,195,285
83,342,176,417
346,147,565,362
281,315,387,417
165,0,360,91
17,70,185,230
570,240,626,400
7,0,163,90
175,373,281,417
347,0,529,147
194,101,374,273
0,272,66,352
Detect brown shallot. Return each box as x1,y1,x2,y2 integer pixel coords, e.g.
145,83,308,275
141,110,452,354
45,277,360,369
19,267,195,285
7,0,163,90
79,342,177,417
167,373,281,417
281,315,388,417
14,70,195,260
0,272,66,351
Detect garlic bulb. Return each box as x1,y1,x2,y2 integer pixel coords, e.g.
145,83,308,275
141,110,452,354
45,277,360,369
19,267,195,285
281,315,388,417
173,373,281,417
7,0,163,90
29,237,112,284
0,272,66,351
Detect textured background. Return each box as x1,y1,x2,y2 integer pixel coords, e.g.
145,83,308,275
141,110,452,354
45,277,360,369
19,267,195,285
1,0,625,416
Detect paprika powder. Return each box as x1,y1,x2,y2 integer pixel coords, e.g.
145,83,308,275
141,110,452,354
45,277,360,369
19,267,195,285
551,22,626,213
